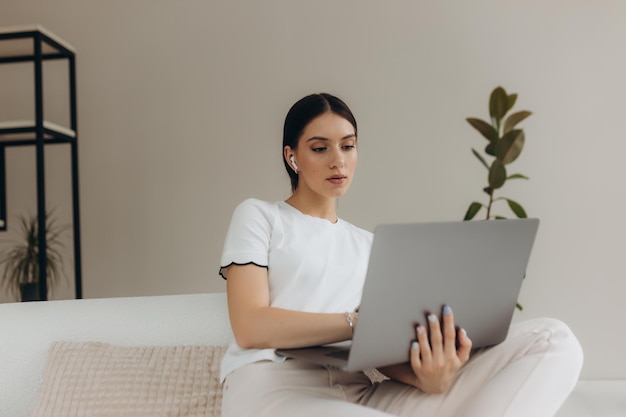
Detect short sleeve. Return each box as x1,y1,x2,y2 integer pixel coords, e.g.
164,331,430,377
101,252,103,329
219,199,275,279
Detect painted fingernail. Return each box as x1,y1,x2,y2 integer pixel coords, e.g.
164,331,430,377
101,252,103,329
428,314,437,323
417,325,424,335
443,306,451,316
412,341,419,350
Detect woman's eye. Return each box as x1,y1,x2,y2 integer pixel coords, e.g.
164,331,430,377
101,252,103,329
312,147,327,152
343,145,356,150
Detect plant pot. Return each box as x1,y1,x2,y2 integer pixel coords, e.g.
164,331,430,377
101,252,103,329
20,283,42,302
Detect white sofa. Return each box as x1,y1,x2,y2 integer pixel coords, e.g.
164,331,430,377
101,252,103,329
0,292,623,417
0,293,233,417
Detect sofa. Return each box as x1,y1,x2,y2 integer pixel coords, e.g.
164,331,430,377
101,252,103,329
0,293,233,417
1,292,623,417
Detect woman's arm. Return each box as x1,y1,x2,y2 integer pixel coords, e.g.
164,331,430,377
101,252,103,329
378,307,473,394
225,263,354,349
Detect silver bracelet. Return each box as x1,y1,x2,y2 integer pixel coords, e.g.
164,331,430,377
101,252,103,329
345,311,355,333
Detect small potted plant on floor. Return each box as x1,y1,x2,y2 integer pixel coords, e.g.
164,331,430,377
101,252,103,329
0,212,68,301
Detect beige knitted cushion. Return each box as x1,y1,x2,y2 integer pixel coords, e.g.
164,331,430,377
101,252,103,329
30,342,227,417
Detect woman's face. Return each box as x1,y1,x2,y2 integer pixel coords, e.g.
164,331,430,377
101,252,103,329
285,112,358,199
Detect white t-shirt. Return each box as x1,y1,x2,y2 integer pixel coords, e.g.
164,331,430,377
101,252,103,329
219,198,373,381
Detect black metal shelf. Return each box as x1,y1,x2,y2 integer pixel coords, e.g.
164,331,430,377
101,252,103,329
0,25,82,301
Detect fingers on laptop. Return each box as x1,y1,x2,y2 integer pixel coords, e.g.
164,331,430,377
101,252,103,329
413,307,472,358
440,306,472,361
411,324,428,368
457,326,472,362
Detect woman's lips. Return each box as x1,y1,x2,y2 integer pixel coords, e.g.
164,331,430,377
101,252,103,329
327,175,347,185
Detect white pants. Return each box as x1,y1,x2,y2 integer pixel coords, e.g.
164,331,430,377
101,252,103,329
222,318,583,417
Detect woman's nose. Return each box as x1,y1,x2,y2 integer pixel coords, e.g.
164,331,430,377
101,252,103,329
330,151,345,168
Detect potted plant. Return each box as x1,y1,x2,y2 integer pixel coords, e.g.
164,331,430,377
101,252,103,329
0,212,68,301
463,86,532,311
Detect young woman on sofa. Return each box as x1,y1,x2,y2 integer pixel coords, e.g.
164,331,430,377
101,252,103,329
217,93,583,417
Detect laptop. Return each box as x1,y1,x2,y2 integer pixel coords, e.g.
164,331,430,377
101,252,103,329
276,218,540,372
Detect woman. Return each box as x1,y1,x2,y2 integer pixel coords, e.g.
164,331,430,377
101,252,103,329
218,93,583,417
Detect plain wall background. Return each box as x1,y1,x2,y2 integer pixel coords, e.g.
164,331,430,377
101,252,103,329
1,1,624,379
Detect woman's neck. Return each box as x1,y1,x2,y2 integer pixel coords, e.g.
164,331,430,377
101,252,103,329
285,192,338,223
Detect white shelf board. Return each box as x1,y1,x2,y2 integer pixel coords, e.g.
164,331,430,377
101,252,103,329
0,120,76,140
0,25,76,58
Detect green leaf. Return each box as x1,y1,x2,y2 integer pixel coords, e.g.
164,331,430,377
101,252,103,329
507,173,529,180
495,215,508,219
489,87,508,125
488,159,507,189
483,186,492,195
495,129,525,165
485,143,495,156
472,148,489,170
516,302,523,311
506,199,528,218
466,118,498,142
507,93,518,112
503,110,532,134
464,202,483,221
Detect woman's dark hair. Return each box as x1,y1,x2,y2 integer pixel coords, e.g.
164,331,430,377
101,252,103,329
282,93,357,192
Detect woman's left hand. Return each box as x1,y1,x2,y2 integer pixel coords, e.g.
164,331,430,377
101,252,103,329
409,306,472,393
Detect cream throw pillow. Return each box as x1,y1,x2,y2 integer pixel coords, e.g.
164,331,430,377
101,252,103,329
30,342,227,417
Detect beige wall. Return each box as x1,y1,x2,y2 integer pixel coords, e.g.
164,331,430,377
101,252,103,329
1,1,624,379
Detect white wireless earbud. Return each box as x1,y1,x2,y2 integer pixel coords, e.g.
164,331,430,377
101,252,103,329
289,156,299,172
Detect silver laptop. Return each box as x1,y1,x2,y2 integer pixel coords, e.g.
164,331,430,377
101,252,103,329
276,218,540,372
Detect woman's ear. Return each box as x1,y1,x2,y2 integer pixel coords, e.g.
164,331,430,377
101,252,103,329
284,146,298,173
283,146,292,163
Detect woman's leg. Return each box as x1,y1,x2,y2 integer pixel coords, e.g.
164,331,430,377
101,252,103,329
364,318,583,417
460,318,583,417
221,360,394,417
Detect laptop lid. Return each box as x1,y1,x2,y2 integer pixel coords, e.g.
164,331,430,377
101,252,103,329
277,218,540,372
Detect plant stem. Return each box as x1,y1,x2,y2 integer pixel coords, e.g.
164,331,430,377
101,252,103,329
486,191,494,220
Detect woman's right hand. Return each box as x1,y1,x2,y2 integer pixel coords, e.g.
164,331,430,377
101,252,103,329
409,306,472,393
